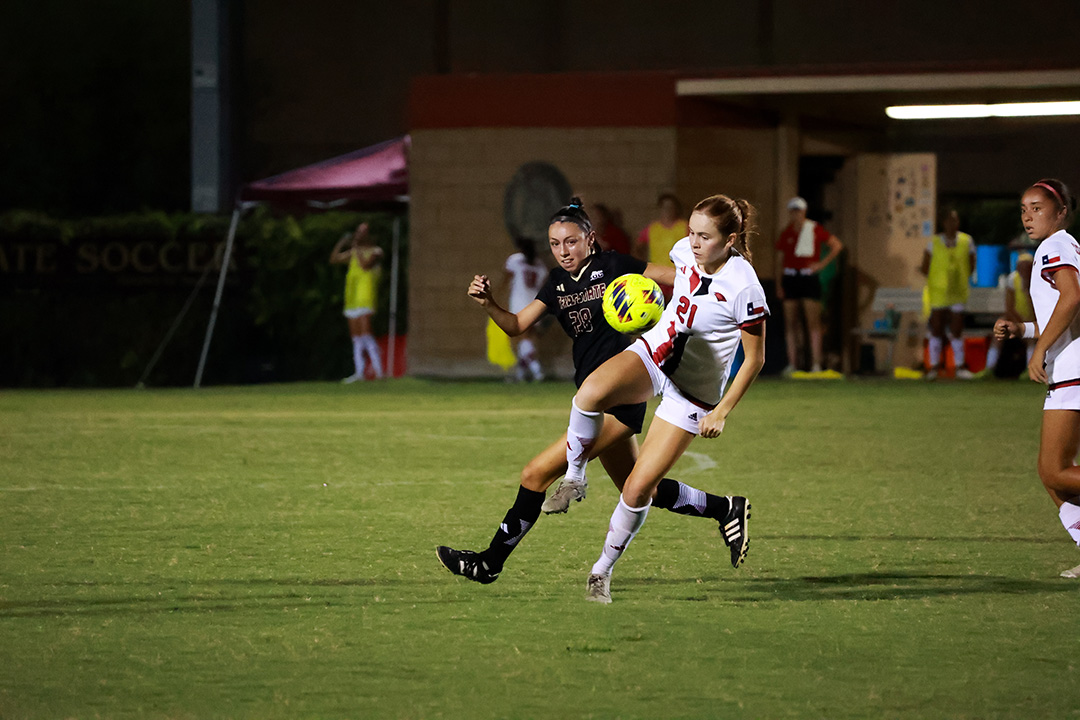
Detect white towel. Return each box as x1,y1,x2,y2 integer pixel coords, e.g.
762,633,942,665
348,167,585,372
794,220,816,258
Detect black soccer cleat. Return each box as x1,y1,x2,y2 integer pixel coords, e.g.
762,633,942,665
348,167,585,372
436,545,500,584
719,496,751,569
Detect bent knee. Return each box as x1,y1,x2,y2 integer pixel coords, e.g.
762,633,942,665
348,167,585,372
1038,461,1067,489
520,461,557,492
573,384,606,412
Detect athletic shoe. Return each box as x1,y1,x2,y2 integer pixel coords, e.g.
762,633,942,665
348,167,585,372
342,373,363,384
719,496,751,569
955,367,975,380
541,479,587,514
435,546,500,584
585,573,612,604
924,368,939,381
1060,563,1080,578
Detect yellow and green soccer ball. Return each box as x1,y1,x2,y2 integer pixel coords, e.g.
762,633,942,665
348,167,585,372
602,274,665,334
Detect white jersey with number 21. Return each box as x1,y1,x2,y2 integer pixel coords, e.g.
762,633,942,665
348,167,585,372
638,237,769,406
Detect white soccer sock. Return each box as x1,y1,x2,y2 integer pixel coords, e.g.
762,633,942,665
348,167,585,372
950,337,966,368
591,497,651,576
565,397,601,482
518,338,536,363
351,336,366,377
928,335,943,368
361,334,383,378
1059,498,1080,547
985,343,1000,370
518,338,543,380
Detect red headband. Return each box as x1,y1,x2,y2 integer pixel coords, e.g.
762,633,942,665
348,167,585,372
1034,182,1065,208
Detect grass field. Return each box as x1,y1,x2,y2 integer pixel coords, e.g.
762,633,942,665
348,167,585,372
2,378,1078,719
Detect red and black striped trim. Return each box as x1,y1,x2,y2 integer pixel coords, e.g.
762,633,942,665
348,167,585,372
738,315,768,329
678,388,718,411
1048,378,1080,392
1041,263,1079,285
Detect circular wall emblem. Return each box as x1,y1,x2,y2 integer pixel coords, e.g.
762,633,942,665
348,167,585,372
503,162,573,245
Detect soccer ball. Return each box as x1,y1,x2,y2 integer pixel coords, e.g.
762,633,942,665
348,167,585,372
602,274,665,334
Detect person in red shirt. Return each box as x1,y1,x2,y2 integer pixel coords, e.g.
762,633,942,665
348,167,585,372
774,197,844,374
592,203,632,256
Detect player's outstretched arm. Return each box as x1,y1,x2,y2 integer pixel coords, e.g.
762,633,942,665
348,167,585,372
468,275,544,336
643,263,676,288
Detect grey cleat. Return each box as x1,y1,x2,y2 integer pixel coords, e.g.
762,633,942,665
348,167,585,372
1060,563,1080,578
542,479,587,514
585,573,612,604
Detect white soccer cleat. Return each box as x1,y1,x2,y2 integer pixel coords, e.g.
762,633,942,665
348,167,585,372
542,479,587,514
585,573,612,604
1060,563,1080,578
342,373,363,384
954,367,975,380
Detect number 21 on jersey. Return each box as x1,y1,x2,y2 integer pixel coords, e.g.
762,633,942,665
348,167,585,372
675,296,698,328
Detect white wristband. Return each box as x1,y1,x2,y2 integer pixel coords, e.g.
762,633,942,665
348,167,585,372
1022,322,1036,339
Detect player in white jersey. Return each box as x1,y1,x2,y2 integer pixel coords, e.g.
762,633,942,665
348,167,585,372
994,179,1080,578
559,194,769,603
503,237,549,381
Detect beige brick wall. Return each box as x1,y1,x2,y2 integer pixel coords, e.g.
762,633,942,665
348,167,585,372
675,127,788,281
408,127,680,377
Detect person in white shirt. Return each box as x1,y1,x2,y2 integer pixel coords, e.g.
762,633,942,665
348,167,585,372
502,237,549,381
994,178,1080,578
558,194,769,603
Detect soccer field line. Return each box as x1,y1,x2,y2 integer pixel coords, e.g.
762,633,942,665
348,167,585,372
0,485,174,492
1,408,558,422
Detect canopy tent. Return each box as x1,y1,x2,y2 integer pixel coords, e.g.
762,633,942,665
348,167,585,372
191,136,410,387
240,135,409,205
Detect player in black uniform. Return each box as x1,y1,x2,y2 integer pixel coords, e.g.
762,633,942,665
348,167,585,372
436,198,750,584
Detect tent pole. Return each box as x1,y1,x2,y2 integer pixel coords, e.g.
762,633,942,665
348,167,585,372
137,262,214,388
387,215,401,378
194,202,245,388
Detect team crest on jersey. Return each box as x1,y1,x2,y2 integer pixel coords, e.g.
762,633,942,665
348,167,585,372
590,270,604,281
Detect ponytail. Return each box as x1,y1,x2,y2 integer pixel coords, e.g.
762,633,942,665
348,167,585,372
692,194,757,265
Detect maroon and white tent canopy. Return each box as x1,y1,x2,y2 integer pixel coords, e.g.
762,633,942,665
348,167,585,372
195,137,410,387
240,136,409,205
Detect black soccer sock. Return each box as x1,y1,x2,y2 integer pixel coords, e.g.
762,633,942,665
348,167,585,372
480,485,545,569
653,477,731,520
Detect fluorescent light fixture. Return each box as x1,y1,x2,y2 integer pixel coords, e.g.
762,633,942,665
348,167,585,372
886,100,1080,120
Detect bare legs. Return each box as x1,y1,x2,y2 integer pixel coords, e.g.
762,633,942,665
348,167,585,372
783,298,824,371
1038,409,1080,507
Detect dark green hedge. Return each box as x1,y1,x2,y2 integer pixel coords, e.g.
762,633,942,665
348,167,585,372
0,208,408,387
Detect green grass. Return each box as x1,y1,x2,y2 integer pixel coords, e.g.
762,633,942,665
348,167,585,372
1,378,1078,719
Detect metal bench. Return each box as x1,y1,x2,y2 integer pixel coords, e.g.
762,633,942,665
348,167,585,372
853,287,1004,370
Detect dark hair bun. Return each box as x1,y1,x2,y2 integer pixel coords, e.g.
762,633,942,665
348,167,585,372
568,196,584,209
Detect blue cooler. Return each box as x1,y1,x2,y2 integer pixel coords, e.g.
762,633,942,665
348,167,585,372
1008,249,1021,273
974,245,1004,287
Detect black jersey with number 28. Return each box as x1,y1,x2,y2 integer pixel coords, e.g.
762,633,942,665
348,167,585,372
535,250,648,387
